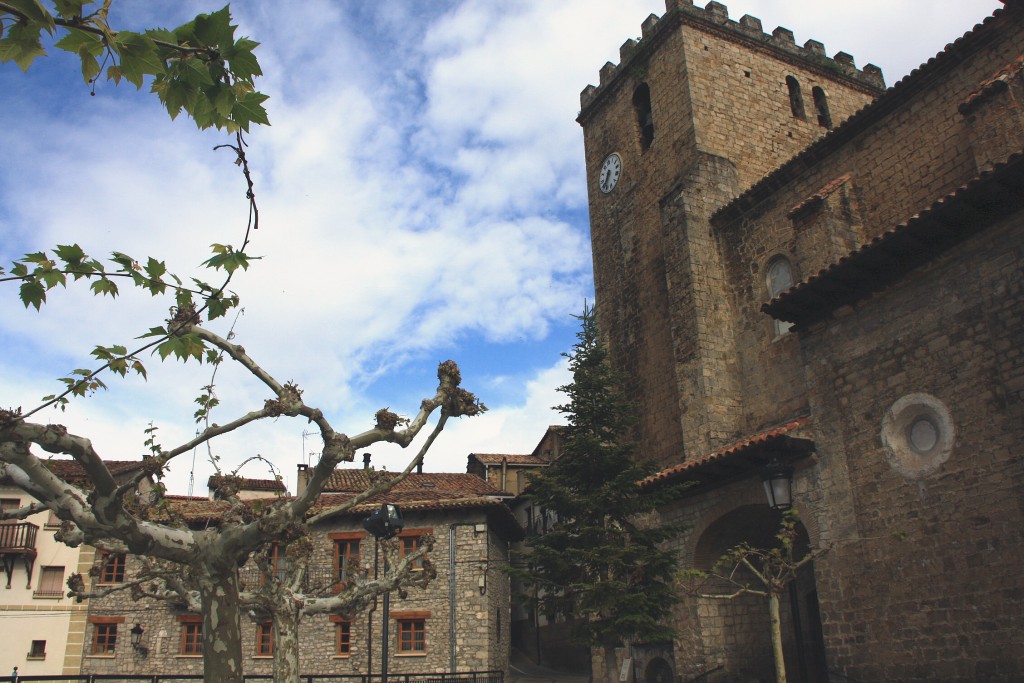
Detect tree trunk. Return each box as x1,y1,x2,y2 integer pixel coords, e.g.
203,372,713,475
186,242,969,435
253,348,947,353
197,567,245,683
768,590,787,683
273,600,301,683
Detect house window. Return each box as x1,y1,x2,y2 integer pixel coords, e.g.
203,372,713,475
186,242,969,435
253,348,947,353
28,640,46,660
786,76,805,119
332,535,361,585
0,498,19,522
397,618,426,654
264,543,287,584
45,509,61,528
812,86,832,128
766,256,795,337
255,621,273,657
633,83,655,150
331,616,351,656
35,566,65,598
400,533,425,570
90,619,123,655
180,617,204,656
97,552,126,584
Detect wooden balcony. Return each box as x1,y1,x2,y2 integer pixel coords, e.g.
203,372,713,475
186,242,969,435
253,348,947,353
0,521,39,589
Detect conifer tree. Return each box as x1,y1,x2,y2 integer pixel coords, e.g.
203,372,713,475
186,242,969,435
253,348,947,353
519,305,679,681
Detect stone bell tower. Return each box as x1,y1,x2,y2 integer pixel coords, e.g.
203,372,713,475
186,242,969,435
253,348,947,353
578,0,884,468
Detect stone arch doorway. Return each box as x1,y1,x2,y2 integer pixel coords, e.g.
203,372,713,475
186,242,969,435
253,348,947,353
692,505,827,683
644,656,674,683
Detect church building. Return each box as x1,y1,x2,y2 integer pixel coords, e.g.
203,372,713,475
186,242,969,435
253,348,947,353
577,1,1023,680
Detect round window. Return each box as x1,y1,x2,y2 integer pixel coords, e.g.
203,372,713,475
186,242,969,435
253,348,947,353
881,394,955,479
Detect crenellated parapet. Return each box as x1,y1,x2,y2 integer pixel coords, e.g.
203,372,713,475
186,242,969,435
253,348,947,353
580,0,885,112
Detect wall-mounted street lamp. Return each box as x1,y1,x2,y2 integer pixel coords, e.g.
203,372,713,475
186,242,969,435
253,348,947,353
363,503,403,683
761,457,794,511
130,623,149,657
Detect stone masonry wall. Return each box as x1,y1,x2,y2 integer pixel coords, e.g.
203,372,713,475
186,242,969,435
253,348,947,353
579,0,880,467
81,508,510,677
800,211,1024,682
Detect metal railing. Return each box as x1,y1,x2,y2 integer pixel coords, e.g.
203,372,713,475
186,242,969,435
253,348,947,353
0,521,38,552
1,671,504,683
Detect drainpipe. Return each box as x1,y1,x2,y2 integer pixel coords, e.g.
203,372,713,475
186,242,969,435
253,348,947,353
500,457,508,493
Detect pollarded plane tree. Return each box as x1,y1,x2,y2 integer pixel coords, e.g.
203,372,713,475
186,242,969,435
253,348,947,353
0,4,484,683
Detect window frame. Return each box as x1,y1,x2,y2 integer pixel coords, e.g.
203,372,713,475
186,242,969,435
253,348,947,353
330,615,351,657
89,617,124,656
35,565,65,598
330,532,363,587
392,610,430,656
255,621,274,657
179,615,204,657
28,639,47,660
97,552,126,585
398,528,431,571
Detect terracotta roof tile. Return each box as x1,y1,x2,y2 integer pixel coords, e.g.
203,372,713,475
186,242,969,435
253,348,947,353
0,459,147,487
207,475,287,492
764,152,1024,325
640,416,813,489
322,470,502,496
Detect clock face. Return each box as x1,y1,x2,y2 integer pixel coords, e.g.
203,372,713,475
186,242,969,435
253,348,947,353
599,153,622,194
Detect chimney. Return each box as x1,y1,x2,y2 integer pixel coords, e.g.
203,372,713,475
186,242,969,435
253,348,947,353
296,463,311,496
363,453,372,469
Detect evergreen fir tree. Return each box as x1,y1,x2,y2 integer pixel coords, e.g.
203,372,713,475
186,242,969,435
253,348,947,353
518,305,679,676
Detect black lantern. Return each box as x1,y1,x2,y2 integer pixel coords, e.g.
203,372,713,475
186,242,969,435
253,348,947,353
761,457,794,511
130,623,148,657
362,503,403,540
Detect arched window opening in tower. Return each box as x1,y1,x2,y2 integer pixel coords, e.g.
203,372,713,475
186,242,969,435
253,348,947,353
786,76,806,119
633,83,655,150
812,86,832,129
766,256,795,337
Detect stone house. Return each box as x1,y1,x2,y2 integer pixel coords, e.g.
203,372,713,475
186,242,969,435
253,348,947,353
577,1,1023,681
79,468,521,677
0,460,145,677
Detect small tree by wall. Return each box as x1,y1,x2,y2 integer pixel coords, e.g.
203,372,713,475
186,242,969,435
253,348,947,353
513,305,680,683
681,511,826,683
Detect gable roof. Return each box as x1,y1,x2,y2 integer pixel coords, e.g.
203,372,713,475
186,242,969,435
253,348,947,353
469,453,548,467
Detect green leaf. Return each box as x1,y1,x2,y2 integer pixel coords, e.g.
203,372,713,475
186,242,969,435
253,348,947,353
230,91,270,131
211,82,235,118
139,326,169,339
222,37,262,82
113,31,165,88
53,243,86,266
78,45,100,82
193,6,234,49
52,0,87,19
5,0,54,29
54,27,103,57
90,278,119,298
19,280,45,310
0,22,46,71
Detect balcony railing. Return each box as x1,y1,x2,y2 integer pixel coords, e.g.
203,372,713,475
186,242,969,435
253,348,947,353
237,566,359,594
0,522,38,554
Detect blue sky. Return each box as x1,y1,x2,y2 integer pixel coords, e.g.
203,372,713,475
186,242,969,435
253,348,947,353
0,0,1002,495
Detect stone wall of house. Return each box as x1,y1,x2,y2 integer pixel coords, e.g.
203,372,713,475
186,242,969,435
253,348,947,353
80,507,511,677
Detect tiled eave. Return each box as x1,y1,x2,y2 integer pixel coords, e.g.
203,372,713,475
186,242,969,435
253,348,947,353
764,152,1024,326
640,417,814,495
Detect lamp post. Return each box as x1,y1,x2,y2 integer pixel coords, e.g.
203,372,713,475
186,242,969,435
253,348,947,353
363,504,403,683
761,457,794,511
